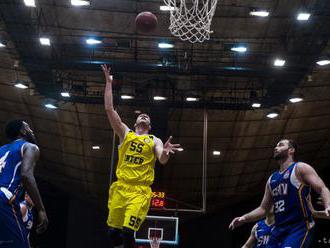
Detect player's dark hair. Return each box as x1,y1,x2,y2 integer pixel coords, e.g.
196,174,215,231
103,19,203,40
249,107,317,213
5,119,24,140
288,139,298,160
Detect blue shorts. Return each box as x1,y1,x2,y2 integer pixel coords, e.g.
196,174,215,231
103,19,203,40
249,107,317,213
267,222,314,248
0,198,29,248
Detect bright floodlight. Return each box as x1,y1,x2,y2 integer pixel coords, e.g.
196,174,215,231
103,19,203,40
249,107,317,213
186,97,199,102
231,46,247,53
177,148,184,152
252,103,261,108
316,60,330,66
250,10,269,17
14,83,28,89
45,103,57,109
92,146,100,150
61,92,70,97
160,6,176,11
289,97,303,103
86,38,102,45
274,59,286,67
213,151,221,156
71,0,90,6
39,37,50,46
0,42,6,48
121,95,134,99
24,0,36,7
267,112,278,119
153,96,167,101
158,43,174,49
297,13,310,21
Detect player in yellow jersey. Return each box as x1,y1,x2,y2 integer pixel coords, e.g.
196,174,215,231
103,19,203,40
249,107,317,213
101,64,181,248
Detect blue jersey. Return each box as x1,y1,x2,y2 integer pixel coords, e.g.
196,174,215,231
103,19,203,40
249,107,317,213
20,200,33,239
269,162,314,228
255,219,274,248
0,139,27,203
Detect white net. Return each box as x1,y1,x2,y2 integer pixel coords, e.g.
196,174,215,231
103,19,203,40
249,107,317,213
149,237,161,248
163,0,218,43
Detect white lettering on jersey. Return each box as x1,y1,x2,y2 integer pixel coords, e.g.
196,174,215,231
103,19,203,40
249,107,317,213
271,183,288,196
0,151,10,174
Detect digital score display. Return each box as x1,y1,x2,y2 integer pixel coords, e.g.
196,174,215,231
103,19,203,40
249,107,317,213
151,191,166,208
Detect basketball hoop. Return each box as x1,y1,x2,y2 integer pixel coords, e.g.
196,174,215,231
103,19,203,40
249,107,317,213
163,0,218,43
149,237,161,248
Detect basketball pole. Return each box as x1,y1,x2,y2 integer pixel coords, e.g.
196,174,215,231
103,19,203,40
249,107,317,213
202,108,208,213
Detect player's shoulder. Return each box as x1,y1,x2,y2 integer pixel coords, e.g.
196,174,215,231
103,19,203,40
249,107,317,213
295,161,313,172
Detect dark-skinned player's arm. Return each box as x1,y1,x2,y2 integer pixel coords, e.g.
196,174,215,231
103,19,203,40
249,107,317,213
102,64,129,143
229,179,272,230
296,162,330,216
20,143,48,234
241,224,257,248
154,136,181,165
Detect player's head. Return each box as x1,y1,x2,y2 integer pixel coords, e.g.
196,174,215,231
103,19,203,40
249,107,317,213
273,139,297,161
5,119,37,144
134,113,151,131
24,193,34,207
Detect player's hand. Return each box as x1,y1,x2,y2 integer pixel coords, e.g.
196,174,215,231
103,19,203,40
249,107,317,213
36,210,48,234
163,136,181,155
325,206,330,217
229,216,246,230
101,64,113,83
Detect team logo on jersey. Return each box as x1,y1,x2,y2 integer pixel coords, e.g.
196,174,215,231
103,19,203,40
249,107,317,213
144,138,150,144
283,170,290,179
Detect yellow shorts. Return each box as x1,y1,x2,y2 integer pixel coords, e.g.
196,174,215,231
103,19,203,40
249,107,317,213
106,181,152,231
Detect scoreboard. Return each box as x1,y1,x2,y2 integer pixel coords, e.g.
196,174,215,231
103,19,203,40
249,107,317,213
151,191,166,208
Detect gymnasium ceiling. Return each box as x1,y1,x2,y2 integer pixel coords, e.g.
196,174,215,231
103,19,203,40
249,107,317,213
0,0,330,213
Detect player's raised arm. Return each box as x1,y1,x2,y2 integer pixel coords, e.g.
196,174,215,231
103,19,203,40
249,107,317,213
297,162,330,216
154,136,181,165
241,224,257,248
102,64,129,142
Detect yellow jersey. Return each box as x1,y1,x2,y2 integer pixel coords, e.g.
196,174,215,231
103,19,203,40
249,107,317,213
116,130,157,186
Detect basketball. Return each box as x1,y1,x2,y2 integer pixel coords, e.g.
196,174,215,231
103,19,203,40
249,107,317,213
135,11,158,33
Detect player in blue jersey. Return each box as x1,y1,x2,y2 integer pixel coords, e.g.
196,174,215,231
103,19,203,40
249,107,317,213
242,211,275,248
0,120,48,248
229,139,330,248
20,193,34,245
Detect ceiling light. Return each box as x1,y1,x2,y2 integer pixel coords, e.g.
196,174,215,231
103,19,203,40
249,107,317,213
266,112,278,119
92,146,100,150
316,59,330,66
86,38,102,45
45,103,57,109
186,97,199,102
250,10,269,17
289,97,303,103
39,37,50,46
274,59,286,67
297,13,310,21
24,0,36,7
134,110,142,114
177,147,184,152
121,95,134,99
213,150,221,156
158,43,174,49
61,92,70,97
160,5,176,11
231,46,247,53
71,0,90,6
153,96,167,101
14,83,28,89
0,42,6,48
252,103,261,108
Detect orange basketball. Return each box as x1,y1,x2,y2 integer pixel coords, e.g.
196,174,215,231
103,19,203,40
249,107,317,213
135,12,158,33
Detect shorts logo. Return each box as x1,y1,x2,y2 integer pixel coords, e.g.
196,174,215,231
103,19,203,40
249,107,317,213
283,171,290,179
144,138,150,144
